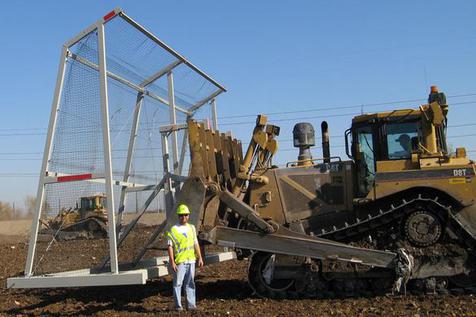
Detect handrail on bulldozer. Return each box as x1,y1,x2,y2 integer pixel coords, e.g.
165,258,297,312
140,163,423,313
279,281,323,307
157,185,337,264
286,156,342,167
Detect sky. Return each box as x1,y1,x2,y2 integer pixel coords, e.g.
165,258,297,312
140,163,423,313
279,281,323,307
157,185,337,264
1,1,476,208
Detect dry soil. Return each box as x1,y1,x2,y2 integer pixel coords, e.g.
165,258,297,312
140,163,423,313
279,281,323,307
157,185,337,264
1,220,475,317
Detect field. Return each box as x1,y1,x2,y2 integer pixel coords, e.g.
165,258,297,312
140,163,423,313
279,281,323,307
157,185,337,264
1,219,476,317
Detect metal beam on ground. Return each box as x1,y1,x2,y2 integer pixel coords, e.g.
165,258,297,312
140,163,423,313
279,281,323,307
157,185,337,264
145,252,236,279
8,252,235,288
24,45,69,277
7,271,147,289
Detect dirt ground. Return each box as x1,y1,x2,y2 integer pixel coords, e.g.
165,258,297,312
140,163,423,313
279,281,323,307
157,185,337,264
1,221,476,316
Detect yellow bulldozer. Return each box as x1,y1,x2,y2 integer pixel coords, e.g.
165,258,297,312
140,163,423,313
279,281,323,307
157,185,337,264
173,86,476,297
40,194,108,241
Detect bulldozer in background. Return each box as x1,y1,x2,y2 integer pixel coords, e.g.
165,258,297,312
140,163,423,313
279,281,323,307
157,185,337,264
39,194,108,241
176,86,476,298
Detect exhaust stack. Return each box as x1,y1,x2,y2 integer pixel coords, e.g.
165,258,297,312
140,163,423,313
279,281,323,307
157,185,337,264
293,122,315,166
321,121,330,163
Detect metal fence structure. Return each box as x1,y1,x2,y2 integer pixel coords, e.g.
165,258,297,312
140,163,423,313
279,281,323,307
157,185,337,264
11,8,231,287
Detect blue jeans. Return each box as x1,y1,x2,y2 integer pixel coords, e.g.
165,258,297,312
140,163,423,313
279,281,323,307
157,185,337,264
173,262,196,309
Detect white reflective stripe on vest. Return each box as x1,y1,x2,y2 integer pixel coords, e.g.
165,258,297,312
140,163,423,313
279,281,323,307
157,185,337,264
177,245,195,253
168,230,180,245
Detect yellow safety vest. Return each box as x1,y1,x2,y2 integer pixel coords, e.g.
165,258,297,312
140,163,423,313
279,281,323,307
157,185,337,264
166,224,197,264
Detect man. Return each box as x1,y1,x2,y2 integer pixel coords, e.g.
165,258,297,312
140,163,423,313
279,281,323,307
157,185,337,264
394,134,412,158
166,204,204,311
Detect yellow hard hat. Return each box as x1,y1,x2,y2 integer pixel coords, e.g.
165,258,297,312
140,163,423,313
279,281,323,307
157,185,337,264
176,204,190,215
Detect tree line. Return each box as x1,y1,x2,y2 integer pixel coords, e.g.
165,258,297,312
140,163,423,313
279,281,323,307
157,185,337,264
0,196,36,221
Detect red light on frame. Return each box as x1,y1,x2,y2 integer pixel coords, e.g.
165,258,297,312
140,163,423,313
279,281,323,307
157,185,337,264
103,10,116,22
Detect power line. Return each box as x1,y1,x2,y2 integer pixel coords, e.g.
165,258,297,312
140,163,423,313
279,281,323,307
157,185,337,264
3,147,476,178
3,135,476,160
217,93,476,119
219,100,476,126
2,93,476,133
0,129,475,157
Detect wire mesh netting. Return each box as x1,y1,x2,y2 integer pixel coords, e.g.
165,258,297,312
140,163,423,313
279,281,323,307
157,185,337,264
42,13,223,220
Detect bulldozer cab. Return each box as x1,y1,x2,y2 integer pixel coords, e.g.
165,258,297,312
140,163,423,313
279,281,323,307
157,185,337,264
79,195,107,215
347,99,448,197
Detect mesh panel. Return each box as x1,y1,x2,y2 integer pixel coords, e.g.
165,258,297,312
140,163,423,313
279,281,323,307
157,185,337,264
46,32,105,216
105,17,177,86
70,31,99,65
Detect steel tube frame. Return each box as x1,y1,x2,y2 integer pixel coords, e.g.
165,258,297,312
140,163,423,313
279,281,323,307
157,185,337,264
98,22,119,274
119,177,167,245
69,53,190,115
118,11,226,93
117,92,144,225
101,177,167,268
158,123,188,176
65,7,223,115
21,8,228,284
118,59,184,222
43,172,147,188
140,60,182,87
64,8,122,48
161,134,174,214
189,88,224,113
178,128,188,175
211,98,218,130
24,45,69,277
167,72,179,174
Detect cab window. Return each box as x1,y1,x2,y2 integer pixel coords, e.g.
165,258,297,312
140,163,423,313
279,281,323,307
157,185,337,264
386,122,419,159
354,126,375,196
358,128,375,176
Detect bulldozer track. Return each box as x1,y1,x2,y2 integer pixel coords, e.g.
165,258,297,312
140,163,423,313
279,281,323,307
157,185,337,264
315,194,455,242
246,193,476,298
247,250,476,299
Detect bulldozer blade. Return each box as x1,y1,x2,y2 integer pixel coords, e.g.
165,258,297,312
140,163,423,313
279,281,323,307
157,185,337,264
205,226,396,269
